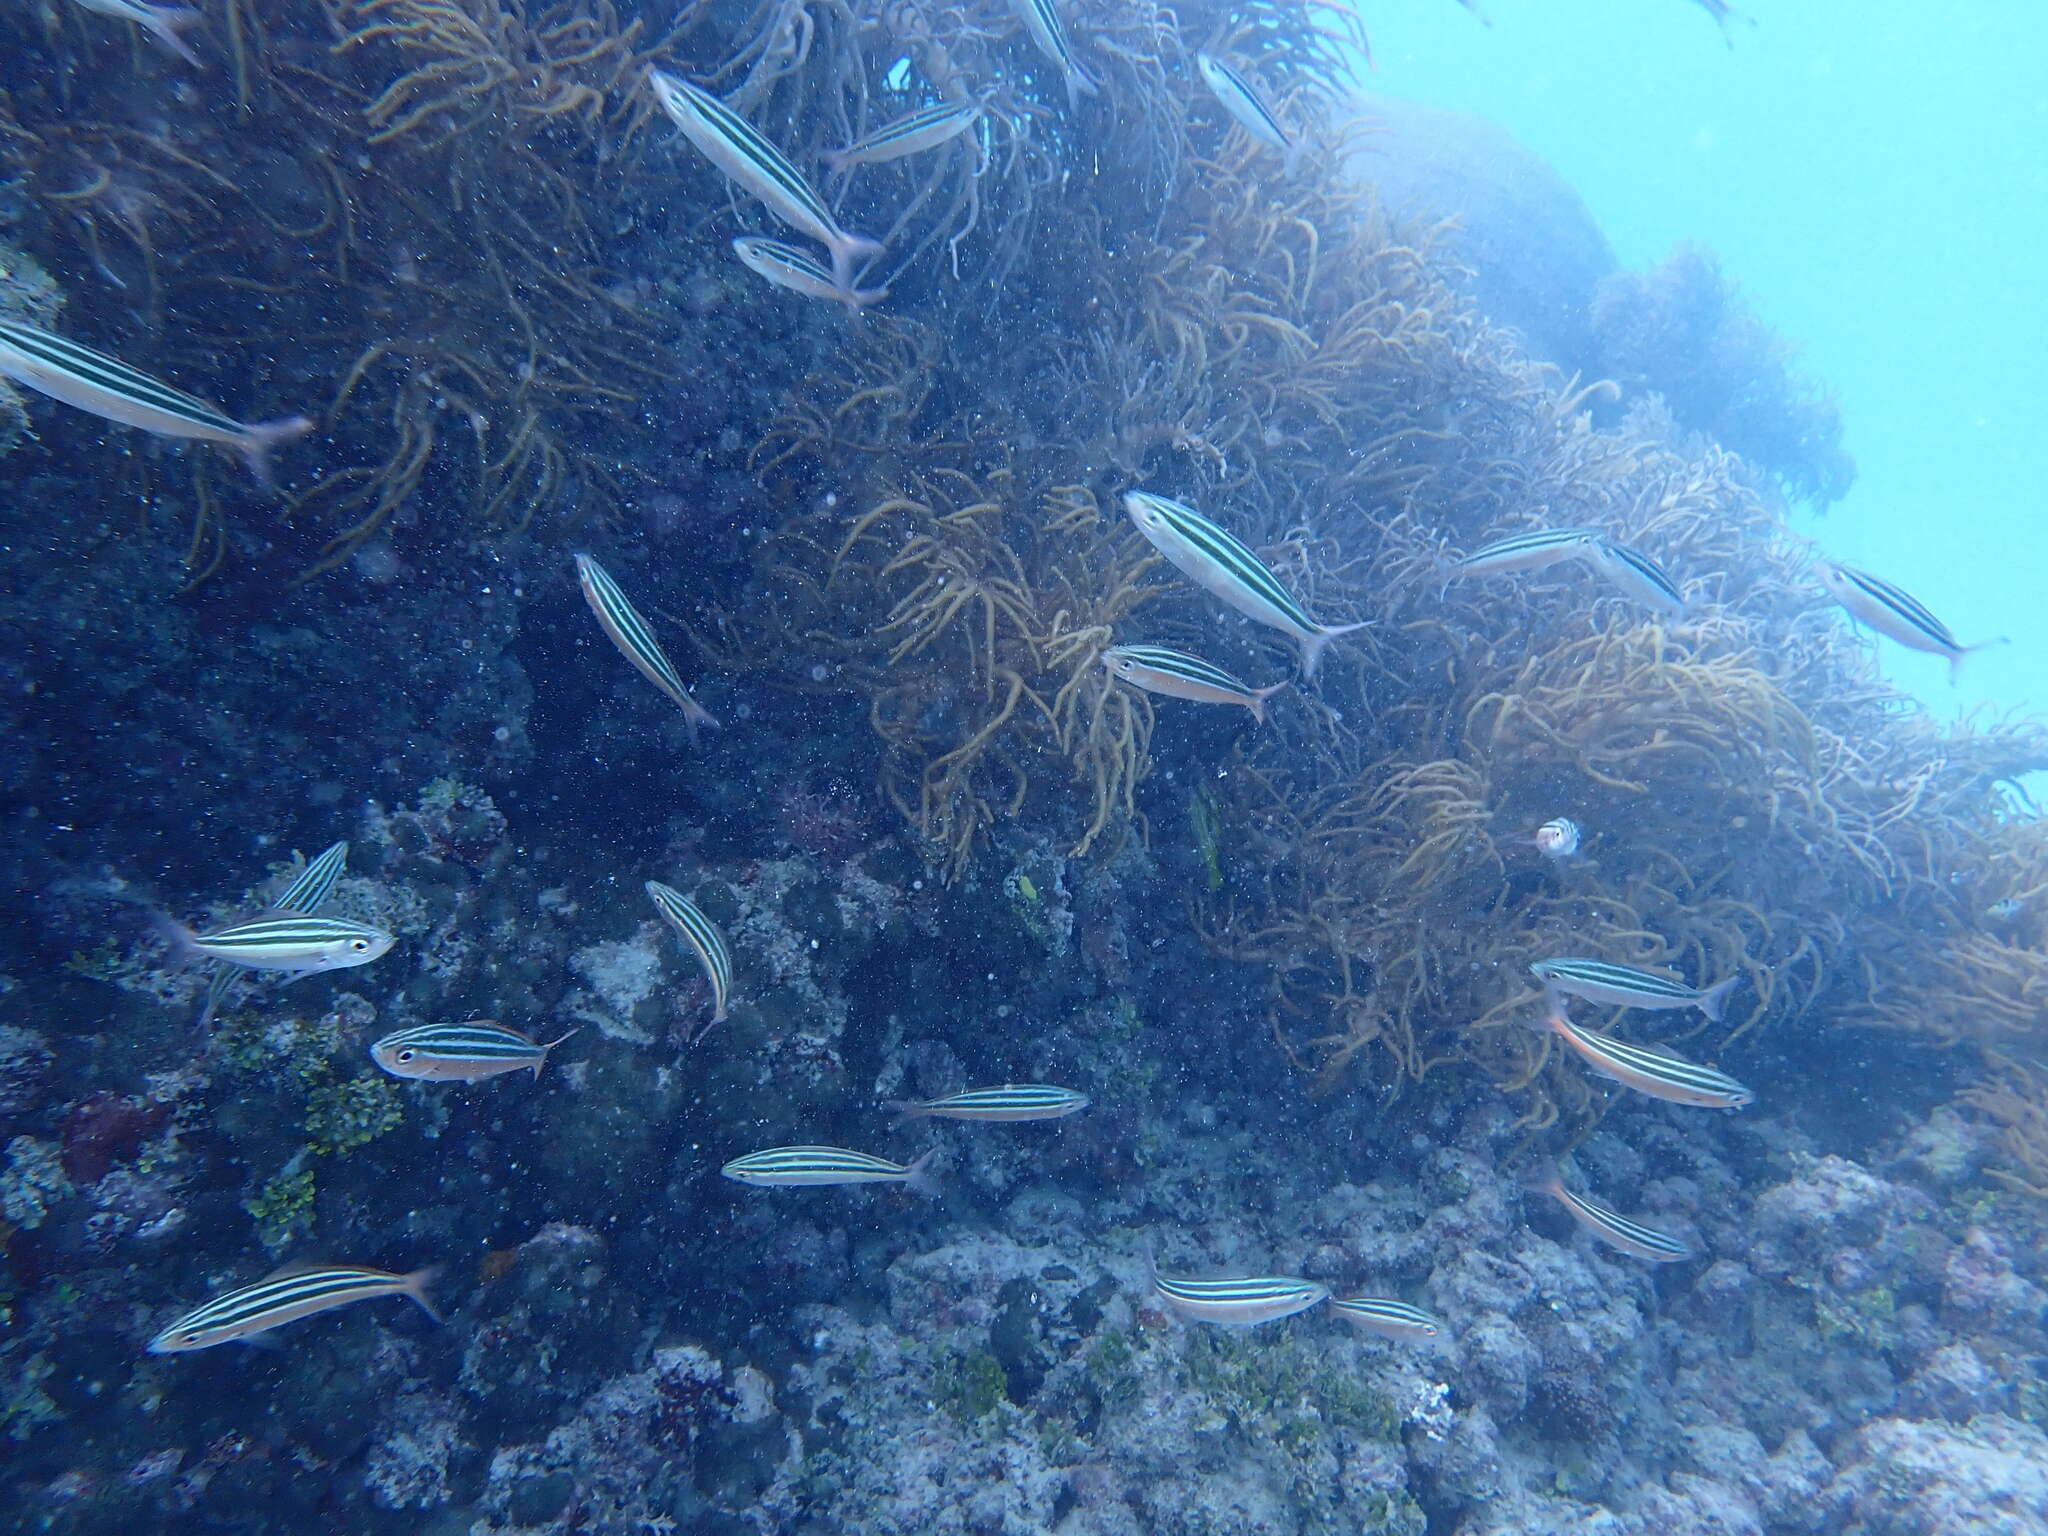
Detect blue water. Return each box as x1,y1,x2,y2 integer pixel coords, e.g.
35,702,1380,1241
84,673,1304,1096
1369,0,2046,734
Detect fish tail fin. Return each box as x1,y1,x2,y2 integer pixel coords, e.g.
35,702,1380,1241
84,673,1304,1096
881,1100,924,1130
1065,64,1100,112
1299,620,1369,680
197,963,236,1029
150,8,205,66
828,232,886,298
150,909,200,965
904,1148,941,1197
1698,974,1740,1024
1280,137,1305,180
237,415,314,490
823,148,850,177
1248,682,1289,726
403,1265,445,1324
1519,1157,1563,1200
1520,1005,1566,1039
838,282,890,315
1951,636,2010,686
682,695,720,745
533,1028,580,1079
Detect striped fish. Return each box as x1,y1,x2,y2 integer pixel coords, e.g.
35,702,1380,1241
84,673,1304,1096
148,1263,440,1352
1815,561,2006,685
825,102,981,172
1531,1008,1753,1110
69,0,203,65
732,237,887,314
1330,1296,1443,1341
165,913,393,977
721,1145,937,1190
371,1020,577,1083
1531,957,1739,1022
1124,492,1367,679
0,315,311,487
645,880,732,1031
1588,539,1686,617
1526,1166,1693,1263
1444,527,1604,580
1195,54,1298,172
574,554,718,741
885,1083,1089,1122
1153,1272,1328,1325
1010,0,1097,109
1100,644,1287,723
1534,818,1581,860
646,68,882,297
198,840,350,1027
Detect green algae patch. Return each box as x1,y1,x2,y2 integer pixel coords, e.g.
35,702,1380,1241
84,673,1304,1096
932,1349,1009,1422
304,1074,404,1155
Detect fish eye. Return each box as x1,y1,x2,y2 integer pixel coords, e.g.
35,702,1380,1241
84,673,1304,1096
350,938,370,952
397,1049,415,1063
1115,660,1134,675
181,1333,200,1345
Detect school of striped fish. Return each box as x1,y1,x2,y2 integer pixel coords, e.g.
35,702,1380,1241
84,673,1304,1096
20,0,2002,1365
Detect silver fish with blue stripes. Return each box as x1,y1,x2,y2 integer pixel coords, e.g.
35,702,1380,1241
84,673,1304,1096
575,553,718,741
647,68,882,297
198,839,351,1027
1010,0,1097,109
0,315,312,486
826,102,981,173
1124,491,1366,679
1530,1009,1753,1110
166,912,393,977
645,880,732,1031
1101,644,1287,722
1195,54,1299,172
1815,560,2006,686
1330,1296,1444,1340
722,1145,937,1190
1526,1165,1693,1263
1153,1271,1328,1325
371,1020,577,1083
1444,527,1604,580
1534,817,1581,860
733,237,888,313
148,1262,440,1352
1587,539,1686,617
1531,957,1738,1022
885,1084,1089,1121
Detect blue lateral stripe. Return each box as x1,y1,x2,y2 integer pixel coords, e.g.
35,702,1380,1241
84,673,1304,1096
846,103,978,155
1841,566,1955,647
1543,959,1696,999
1566,1022,1748,1097
1145,495,1317,630
656,74,834,230
174,1268,402,1331
579,557,690,697
1464,528,1600,560
276,841,349,914
1602,542,1681,602
1110,645,1253,693
1558,1186,1690,1258
0,317,242,430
